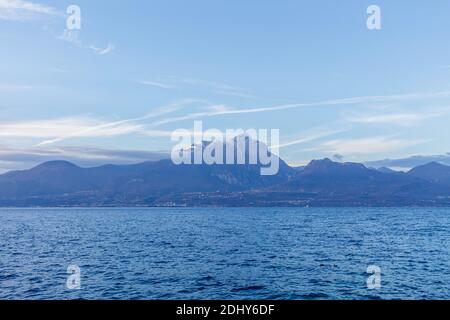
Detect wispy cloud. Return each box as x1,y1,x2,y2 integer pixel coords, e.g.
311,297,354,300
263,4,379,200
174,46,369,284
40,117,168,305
346,113,425,125
89,43,115,55
137,76,259,99
309,136,429,156
137,80,175,89
1,2,114,56
34,99,206,146
322,90,450,105
57,29,115,56
169,76,259,99
0,116,143,141
274,128,348,149
58,29,82,46
148,107,227,128
28,90,450,147
209,84,259,99
0,84,34,91
146,90,450,127
0,0,61,21
345,107,450,126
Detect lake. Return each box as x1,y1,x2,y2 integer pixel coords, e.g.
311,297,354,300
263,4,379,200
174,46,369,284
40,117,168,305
0,207,449,299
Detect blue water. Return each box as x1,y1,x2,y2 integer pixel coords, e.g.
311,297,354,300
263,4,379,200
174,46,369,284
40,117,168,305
0,207,449,300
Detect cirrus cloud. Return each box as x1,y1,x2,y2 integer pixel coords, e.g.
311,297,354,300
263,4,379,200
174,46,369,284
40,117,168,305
0,0,61,21
309,136,430,156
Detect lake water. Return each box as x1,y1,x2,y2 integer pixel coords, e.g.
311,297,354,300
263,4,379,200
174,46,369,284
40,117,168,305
0,207,449,300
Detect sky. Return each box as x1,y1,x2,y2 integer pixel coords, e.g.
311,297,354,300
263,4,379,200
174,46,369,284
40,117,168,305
1,0,450,172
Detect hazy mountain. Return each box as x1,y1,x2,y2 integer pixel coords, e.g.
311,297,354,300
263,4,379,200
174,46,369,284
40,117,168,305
0,146,170,174
407,162,450,185
274,159,433,200
148,159,450,207
365,153,450,170
376,167,398,174
0,138,296,206
1,155,450,207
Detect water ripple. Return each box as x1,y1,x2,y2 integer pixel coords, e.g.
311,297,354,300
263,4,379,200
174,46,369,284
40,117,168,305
0,207,449,299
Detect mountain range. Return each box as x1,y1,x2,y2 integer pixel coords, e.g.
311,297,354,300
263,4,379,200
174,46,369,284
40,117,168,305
1,149,450,206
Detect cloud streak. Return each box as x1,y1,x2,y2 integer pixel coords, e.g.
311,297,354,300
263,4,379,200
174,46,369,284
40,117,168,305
0,116,143,141
137,80,175,89
138,76,259,99
34,99,210,146
57,30,115,56
0,0,61,21
89,43,115,55
138,90,450,130
309,136,429,156
345,107,450,126
273,128,348,149
20,90,450,149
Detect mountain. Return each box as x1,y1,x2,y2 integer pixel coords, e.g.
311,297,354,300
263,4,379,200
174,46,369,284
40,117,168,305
0,140,295,206
407,162,450,185
282,159,413,194
0,155,450,207
147,159,450,207
366,154,450,169
376,167,398,174
257,159,442,205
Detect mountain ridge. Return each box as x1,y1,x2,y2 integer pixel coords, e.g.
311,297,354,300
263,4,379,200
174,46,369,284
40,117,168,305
1,157,450,207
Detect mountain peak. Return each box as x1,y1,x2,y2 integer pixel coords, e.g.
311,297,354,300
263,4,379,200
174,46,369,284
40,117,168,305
303,158,369,176
408,161,450,183
377,167,397,173
420,161,447,168
307,158,334,166
35,160,80,169
1,157,450,206
408,161,450,173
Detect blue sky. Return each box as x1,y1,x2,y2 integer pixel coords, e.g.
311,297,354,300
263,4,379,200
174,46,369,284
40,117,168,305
1,0,450,172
